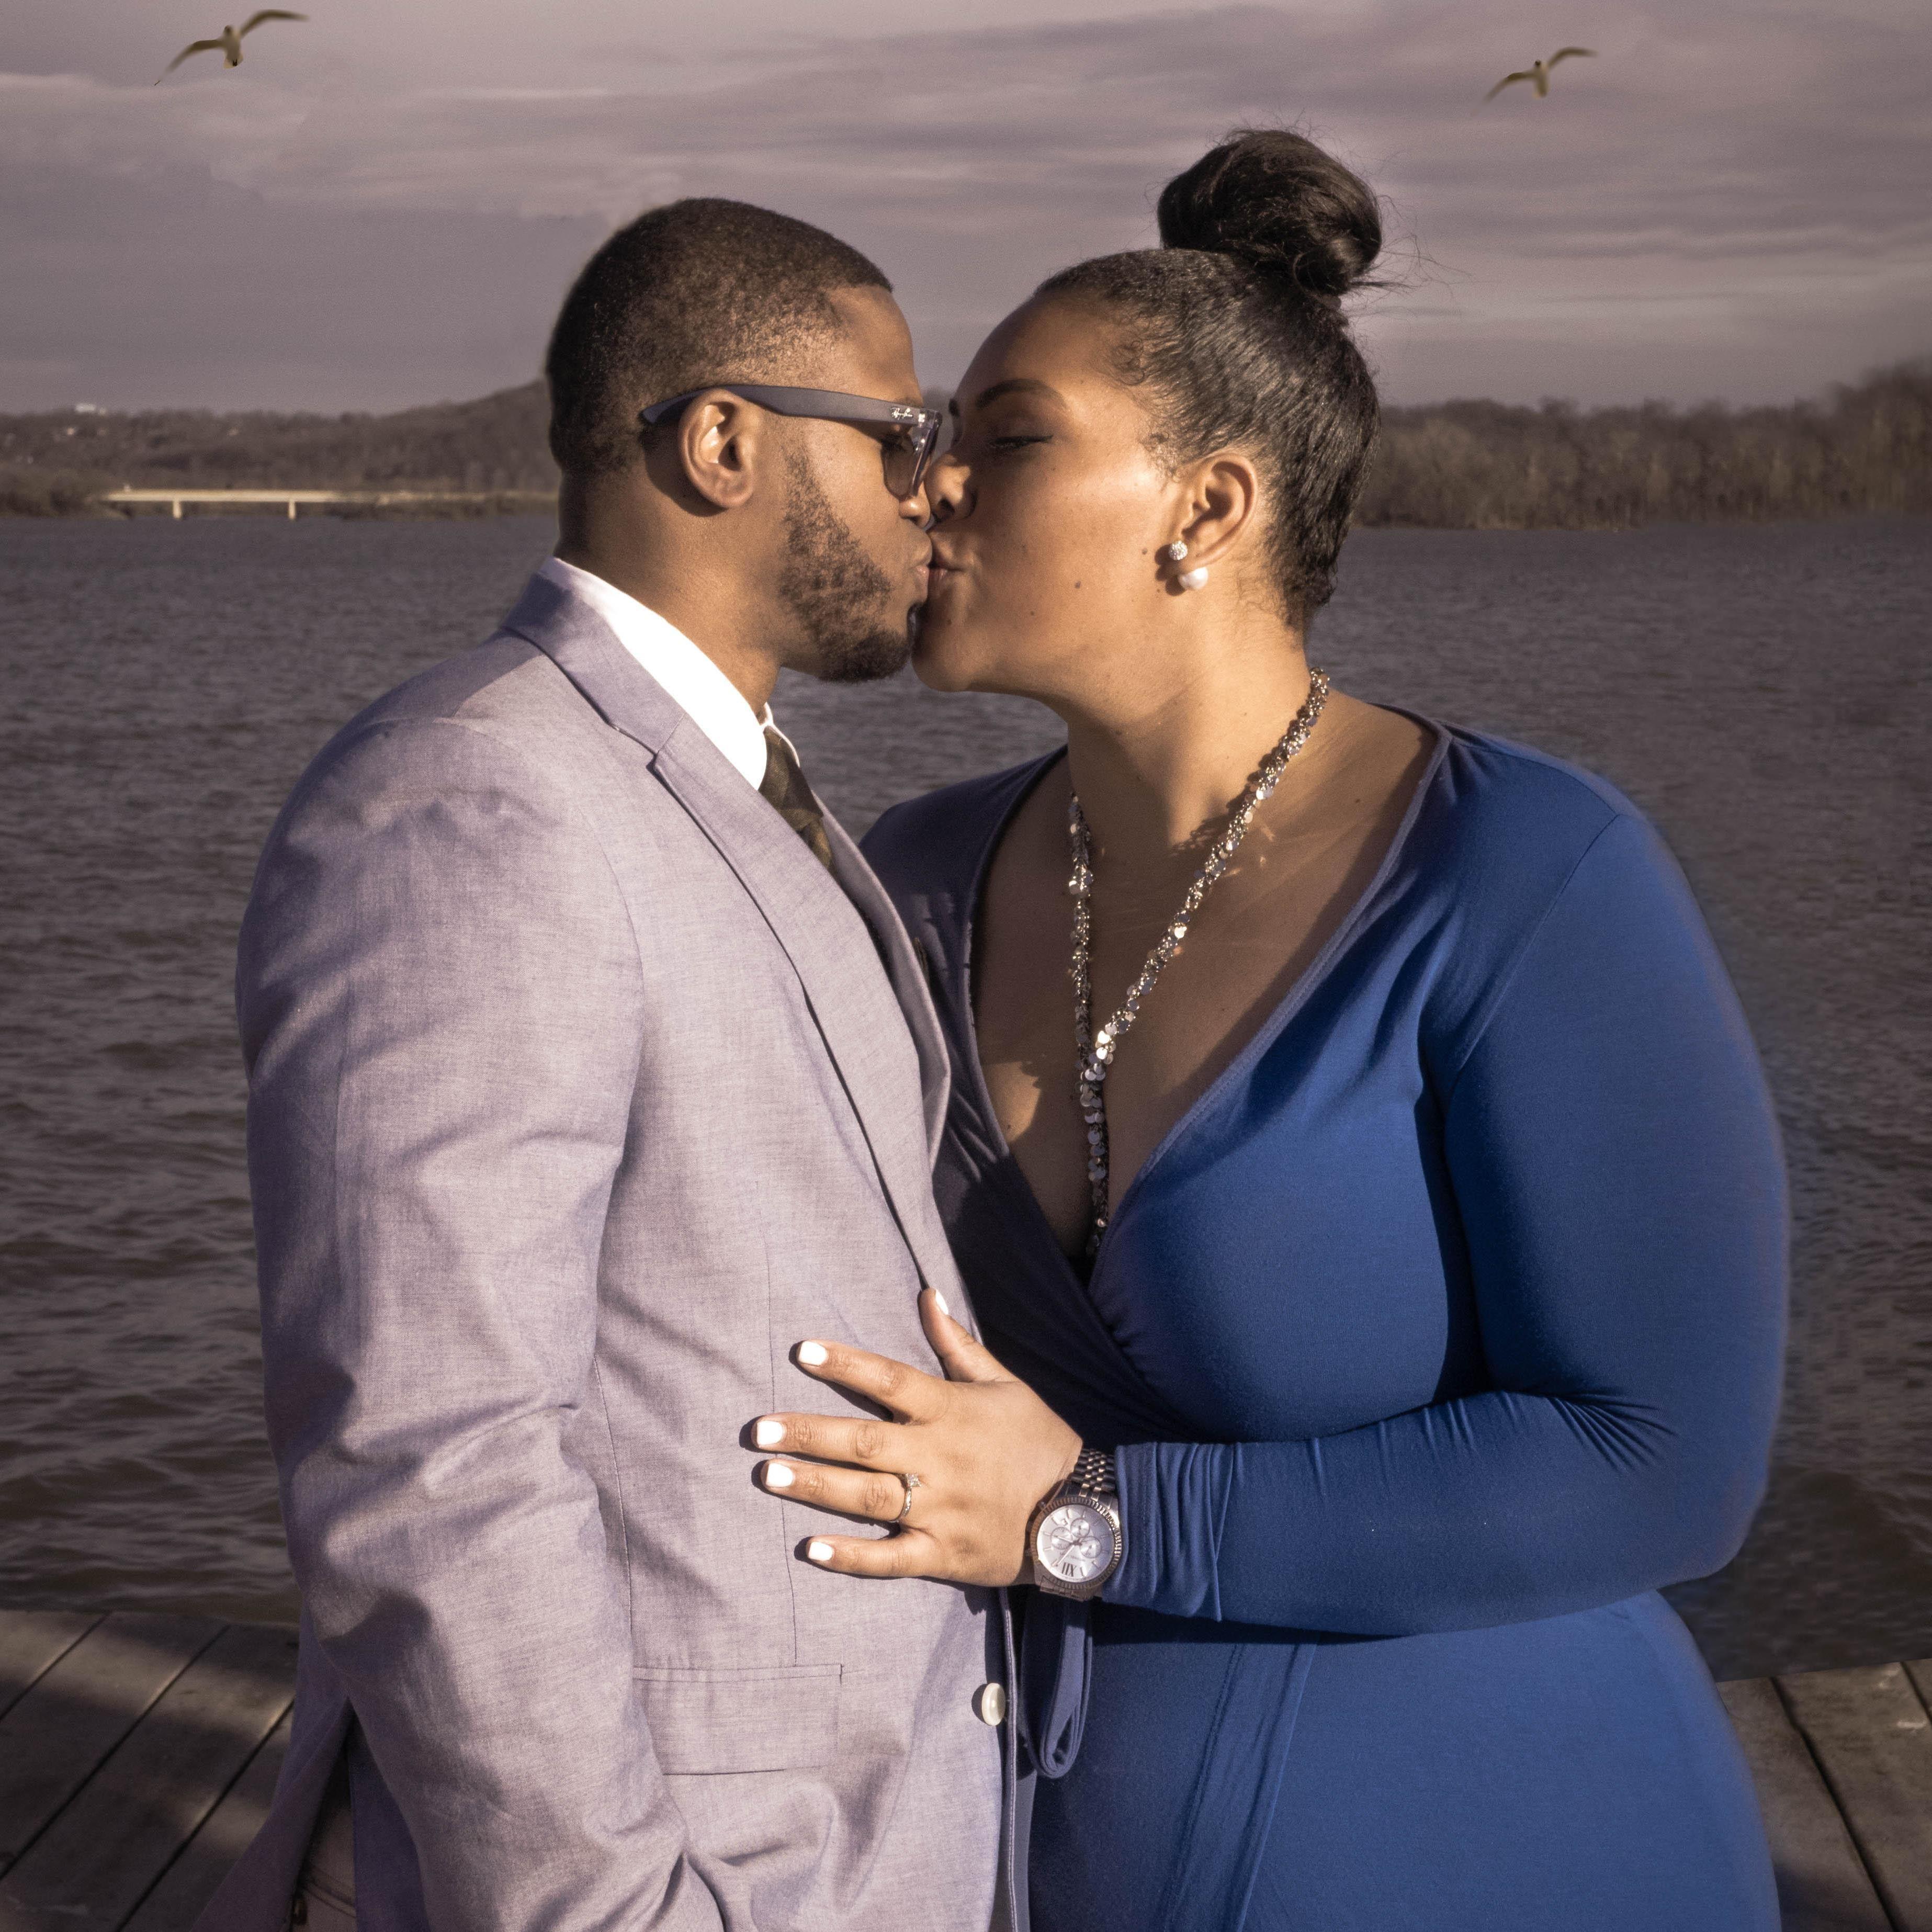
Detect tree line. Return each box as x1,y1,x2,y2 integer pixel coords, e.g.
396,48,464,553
1358,359,1931,528
3,358,1926,526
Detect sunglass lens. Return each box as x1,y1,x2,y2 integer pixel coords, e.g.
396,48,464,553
884,424,935,499
884,433,913,498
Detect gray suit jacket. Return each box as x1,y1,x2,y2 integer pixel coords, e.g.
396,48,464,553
198,571,1008,1931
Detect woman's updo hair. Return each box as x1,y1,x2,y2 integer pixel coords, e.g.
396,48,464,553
1038,128,1383,615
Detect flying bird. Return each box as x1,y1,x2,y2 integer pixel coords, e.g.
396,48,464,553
154,10,308,83
1485,48,1595,101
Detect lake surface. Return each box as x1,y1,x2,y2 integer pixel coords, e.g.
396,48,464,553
2,513,1926,1682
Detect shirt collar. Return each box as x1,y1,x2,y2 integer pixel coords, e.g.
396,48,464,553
537,556,775,790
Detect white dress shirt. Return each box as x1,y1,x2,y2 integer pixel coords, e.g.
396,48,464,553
538,555,777,790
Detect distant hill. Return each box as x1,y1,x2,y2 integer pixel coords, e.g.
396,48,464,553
3,359,1927,526
0,382,557,514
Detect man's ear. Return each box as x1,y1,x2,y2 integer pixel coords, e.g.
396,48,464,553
671,390,765,511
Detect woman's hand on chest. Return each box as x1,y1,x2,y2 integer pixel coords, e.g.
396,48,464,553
745,1289,1082,1586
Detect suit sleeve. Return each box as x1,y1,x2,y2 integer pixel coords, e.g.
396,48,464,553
1106,812,1788,1634
239,717,724,1931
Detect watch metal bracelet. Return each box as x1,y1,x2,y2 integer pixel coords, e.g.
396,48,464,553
1069,1444,1115,1499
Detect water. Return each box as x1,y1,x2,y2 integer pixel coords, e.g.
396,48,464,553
2,514,1926,1681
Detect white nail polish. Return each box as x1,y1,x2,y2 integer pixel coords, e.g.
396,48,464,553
797,1341,829,1366
807,1540,834,1563
754,1418,786,1448
932,1290,951,1318
763,1462,795,1489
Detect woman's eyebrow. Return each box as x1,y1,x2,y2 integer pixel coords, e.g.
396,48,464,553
955,377,1063,417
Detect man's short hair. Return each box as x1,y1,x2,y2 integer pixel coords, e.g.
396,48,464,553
545,198,892,476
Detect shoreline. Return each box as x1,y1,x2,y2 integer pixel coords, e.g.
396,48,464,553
4,357,1924,529
3,494,1926,532
1,487,558,522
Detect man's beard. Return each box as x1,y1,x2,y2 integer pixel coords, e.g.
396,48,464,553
777,453,914,684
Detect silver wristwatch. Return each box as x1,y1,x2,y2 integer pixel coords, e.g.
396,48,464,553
1027,1447,1124,1600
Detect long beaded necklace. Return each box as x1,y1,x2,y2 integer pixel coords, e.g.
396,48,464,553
1069,668,1330,1255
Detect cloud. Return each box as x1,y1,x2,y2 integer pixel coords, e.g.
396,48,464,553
3,0,1928,409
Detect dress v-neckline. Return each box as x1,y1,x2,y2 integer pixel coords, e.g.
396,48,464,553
954,713,1452,1292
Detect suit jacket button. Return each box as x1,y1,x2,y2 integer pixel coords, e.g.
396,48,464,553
974,1682,1008,1726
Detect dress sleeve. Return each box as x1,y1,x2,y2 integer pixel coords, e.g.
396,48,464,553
1106,812,1788,1634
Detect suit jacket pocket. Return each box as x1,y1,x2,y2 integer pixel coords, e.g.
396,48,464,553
635,1663,842,1773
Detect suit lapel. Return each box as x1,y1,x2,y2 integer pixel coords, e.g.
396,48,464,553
500,571,956,1296
824,813,952,1167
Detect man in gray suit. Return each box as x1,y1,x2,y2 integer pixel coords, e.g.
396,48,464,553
200,199,1011,1931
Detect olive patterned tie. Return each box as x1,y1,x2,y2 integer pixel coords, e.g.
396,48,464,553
759,726,835,874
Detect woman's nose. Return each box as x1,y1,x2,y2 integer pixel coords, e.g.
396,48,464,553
925,448,967,524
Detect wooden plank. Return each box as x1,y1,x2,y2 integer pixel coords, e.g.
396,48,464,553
0,1613,99,1723
1780,1660,1932,1932
0,1622,297,1931
0,1613,220,1871
122,1711,293,1932
1906,1660,1932,1715
1718,1677,1891,1932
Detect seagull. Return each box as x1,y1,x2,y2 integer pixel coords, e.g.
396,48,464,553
154,10,308,83
1485,47,1595,101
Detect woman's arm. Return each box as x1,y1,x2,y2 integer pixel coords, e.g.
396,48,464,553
1111,811,1787,1632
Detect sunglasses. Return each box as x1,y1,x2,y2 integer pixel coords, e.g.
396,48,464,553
639,385,943,502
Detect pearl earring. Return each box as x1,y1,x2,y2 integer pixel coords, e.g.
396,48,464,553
1162,539,1207,590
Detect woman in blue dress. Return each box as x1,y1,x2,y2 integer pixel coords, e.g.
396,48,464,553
746,128,1787,1930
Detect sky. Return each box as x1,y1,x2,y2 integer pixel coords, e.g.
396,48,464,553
3,0,1928,414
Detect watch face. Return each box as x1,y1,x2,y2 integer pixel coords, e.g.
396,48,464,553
1036,1500,1114,1586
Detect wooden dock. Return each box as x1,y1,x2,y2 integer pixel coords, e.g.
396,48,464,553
1,1607,1927,1929
1718,1664,1932,1931
0,1610,294,1931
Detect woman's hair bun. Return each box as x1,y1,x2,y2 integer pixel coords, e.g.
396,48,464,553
1157,129,1382,305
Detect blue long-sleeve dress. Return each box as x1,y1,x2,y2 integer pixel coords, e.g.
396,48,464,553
862,719,1787,1932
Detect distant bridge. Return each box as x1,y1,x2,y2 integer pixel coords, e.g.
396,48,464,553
103,487,556,519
